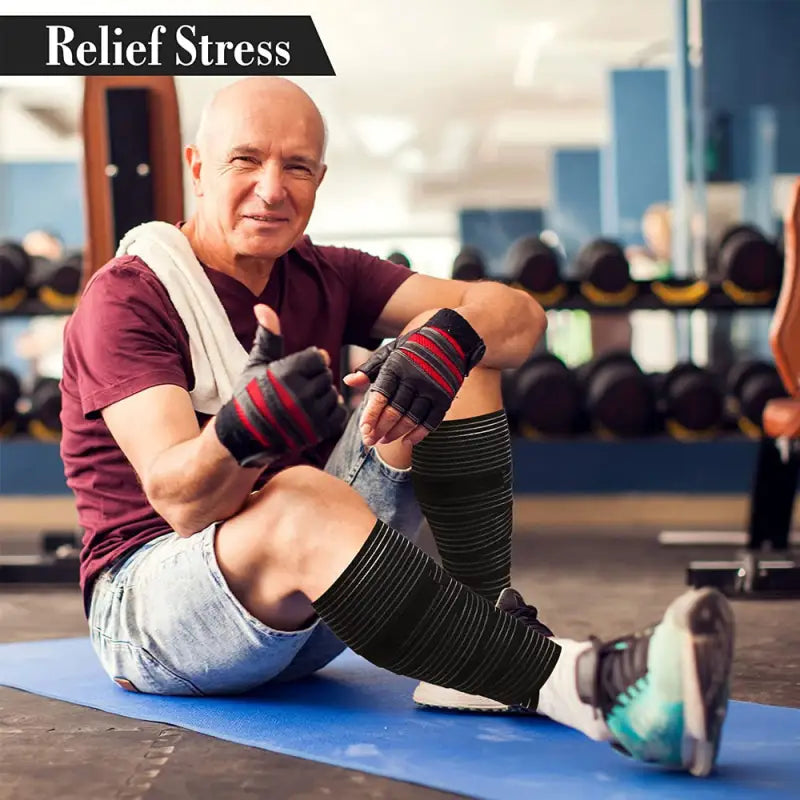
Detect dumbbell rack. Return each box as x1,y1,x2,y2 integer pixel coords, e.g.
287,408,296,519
0,75,186,588
500,236,799,599
658,356,800,600
502,276,778,313
0,251,80,586
0,297,76,318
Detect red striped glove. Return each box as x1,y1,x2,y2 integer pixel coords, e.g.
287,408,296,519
215,326,348,468
354,309,486,431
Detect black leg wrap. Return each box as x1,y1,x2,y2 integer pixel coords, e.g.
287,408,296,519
411,410,513,602
313,520,560,708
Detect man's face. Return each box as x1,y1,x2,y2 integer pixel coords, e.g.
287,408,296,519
189,99,326,260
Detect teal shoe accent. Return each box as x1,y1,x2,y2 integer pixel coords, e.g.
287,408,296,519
605,609,687,766
607,698,685,766
576,588,735,777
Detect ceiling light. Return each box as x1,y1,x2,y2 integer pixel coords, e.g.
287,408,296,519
0,76,80,90
351,115,417,158
432,121,475,173
395,147,426,173
513,21,557,89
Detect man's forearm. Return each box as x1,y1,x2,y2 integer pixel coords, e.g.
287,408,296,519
454,281,547,369
144,420,266,537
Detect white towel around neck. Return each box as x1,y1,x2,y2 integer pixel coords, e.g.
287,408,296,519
116,221,249,415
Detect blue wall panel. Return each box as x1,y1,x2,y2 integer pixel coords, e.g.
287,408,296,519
511,438,761,495
0,439,765,497
702,0,800,111
607,69,671,246
776,106,800,173
0,441,70,495
547,149,602,270
458,208,544,277
0,162,84,248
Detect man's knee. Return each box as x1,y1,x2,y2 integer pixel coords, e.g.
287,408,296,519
263,464,370,515
214,464,377,627
227,466,373,575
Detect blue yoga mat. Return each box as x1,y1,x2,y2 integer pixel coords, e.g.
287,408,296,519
0,637,798,799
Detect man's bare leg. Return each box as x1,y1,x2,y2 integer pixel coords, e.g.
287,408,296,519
215,466,375,630
210,462,733,779
213,463,560,713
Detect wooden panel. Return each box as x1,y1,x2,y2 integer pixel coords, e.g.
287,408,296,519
81,75,184,288
105,87,155,245
771,176,800,396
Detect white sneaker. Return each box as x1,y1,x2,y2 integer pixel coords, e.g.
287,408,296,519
412,587,554,712
412,682,517,711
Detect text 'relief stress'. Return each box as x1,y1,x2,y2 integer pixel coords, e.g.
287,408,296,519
0,17,335,75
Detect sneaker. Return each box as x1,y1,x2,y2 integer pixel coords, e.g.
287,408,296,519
412,587,554,712
575,587,734,777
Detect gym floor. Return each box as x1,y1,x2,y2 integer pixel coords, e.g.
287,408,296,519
2,522,798,800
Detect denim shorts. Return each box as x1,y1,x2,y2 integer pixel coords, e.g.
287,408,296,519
88,396,424,696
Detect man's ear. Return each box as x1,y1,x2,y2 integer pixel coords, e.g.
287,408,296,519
185,144,203,197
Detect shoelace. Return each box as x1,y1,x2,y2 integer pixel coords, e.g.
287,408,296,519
507,603,555,638
593,628,653,715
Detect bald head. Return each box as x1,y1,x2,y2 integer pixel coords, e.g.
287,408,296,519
183,76,329,267
195,77,327,161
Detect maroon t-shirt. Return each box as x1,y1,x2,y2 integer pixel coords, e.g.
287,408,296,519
59,234,413,615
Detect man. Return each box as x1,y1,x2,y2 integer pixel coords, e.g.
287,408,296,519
60,76,734,778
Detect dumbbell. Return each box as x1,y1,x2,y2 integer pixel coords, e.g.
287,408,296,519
0,367,21,436
26,377,62,440
654,363,725,439
575,238,637,306
714,224,782,304
452,246,487,281
386,251,411,269
726,360,787,437
28,251,83,311
0,240,31,311
505,236,565,305
576,352,656,438
505,353,583,437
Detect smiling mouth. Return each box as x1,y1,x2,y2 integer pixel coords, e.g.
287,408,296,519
245,215,289,223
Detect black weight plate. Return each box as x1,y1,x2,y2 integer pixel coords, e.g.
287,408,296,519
506,236,561,294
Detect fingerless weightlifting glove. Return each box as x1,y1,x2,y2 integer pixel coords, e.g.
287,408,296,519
215,326,348,467
356,308,486,431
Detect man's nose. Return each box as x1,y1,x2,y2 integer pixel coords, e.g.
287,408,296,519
254,162,287,207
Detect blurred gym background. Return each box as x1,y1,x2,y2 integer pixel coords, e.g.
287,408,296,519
2,0,800,556
4,10,800,795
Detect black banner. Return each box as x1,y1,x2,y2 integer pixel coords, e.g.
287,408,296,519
0,16,335,76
